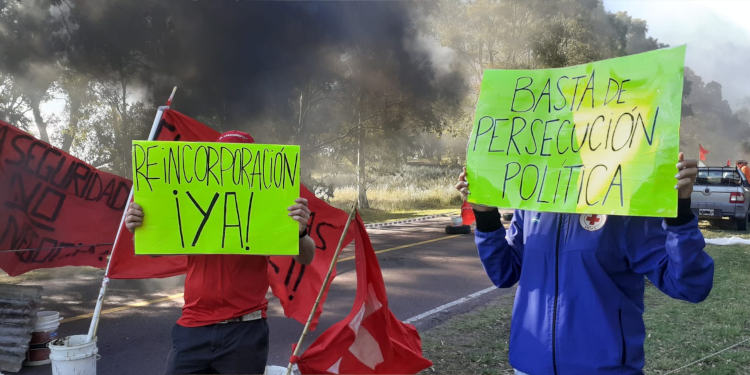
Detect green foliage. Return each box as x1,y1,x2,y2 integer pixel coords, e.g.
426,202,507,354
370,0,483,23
0,73,30,129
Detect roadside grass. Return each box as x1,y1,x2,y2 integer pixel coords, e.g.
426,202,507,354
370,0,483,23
419,230,750,375
327,167,464,223
420,292,515,375
321,164,464,215
699,219,750,239
643,239,750,374
330,185,462,213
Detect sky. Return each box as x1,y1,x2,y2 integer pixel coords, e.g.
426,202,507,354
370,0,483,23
603,0,750,110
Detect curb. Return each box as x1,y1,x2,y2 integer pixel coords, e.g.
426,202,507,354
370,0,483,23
364,213,454,229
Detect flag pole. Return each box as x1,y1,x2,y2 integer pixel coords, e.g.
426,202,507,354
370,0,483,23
86,87,177,342
286,203,358,375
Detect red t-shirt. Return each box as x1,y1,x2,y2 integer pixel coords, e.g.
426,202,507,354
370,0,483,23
177,254,269,327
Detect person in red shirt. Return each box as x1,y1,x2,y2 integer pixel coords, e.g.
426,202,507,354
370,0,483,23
737,160,750,182
125,130,315,375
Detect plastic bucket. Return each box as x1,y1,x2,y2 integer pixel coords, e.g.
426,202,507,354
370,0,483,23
24,310,61,366
49,335,98,375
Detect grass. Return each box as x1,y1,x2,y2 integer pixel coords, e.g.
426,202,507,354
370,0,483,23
642,241,750,374
419,228,750,375
420,292,516,375
316,164,464,214
331,185,463,212
698,219,750,239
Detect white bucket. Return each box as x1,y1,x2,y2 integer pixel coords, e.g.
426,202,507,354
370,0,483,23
48,335,98,375
264,365,300,375
25,310,62,366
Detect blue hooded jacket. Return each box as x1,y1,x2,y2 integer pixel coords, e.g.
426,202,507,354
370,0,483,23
474,208,714,374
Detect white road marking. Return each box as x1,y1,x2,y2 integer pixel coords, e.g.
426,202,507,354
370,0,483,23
404,285,498,324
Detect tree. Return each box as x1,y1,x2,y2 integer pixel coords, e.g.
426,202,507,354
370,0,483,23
0,0,66,142
0,73,31,129
680,68,750,162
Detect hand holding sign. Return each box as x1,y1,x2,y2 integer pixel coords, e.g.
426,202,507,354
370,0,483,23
288,197,311,235
455,167,494,212
289,197,315,265
125,202,144,233
675,152,698,199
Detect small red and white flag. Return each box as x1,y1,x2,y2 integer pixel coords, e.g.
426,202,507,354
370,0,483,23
295,216,432,374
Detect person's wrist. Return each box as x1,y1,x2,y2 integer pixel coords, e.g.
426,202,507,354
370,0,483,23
474,208,502,232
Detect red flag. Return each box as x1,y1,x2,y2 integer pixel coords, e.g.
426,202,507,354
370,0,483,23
727,159,732,167
296,215,432,374
461,201,475,226
268,185,357,329
699,144,709,161
0,121,131,276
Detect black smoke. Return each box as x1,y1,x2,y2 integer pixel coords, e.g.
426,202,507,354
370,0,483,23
52,1,461,130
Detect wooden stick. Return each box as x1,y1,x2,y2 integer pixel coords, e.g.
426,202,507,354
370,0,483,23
286,203,358,375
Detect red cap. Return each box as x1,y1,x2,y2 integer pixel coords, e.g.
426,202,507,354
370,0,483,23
217,130,254,144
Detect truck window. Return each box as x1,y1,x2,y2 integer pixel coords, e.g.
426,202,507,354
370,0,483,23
696,169,741,186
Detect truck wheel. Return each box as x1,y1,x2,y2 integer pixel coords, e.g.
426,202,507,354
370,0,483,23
736,216,748,231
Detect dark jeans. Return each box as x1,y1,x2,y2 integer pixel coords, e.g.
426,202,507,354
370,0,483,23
164,319,269,375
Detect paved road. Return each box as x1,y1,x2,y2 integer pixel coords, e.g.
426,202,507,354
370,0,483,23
12,216,507,375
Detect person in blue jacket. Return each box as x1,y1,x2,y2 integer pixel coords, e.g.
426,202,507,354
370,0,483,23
455,152,714,375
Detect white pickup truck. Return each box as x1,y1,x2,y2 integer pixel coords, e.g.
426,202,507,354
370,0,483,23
691,167,750,230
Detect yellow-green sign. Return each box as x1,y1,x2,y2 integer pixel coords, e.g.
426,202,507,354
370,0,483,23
131,141,300,255
466,46,685,217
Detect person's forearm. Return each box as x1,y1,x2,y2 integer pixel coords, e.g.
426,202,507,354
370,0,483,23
657,198,713,302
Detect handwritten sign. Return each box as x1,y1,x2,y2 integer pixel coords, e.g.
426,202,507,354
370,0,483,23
0,122,129,275
466,46,685,217
132,141,300,255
